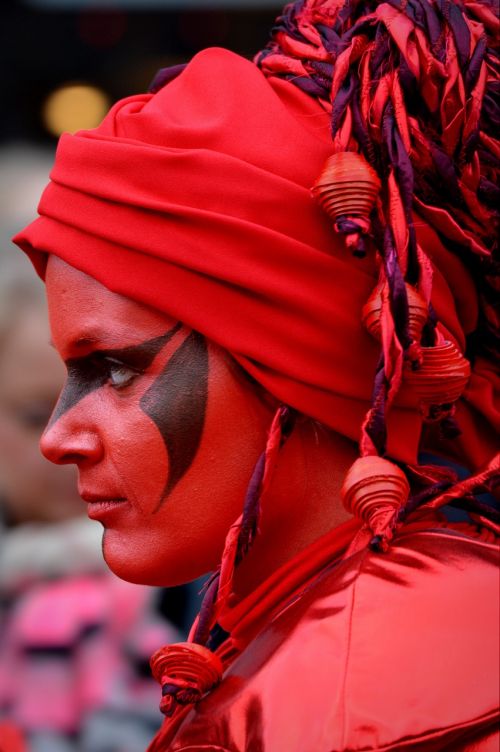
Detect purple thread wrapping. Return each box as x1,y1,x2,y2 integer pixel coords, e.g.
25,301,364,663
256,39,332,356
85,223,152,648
371,27,391,77
415,0,442,52
331,71,357,137
482,90,500,133
292,75,330,98
341,15,376,48
336,217,367,257
382,101,420,282
463,128,481,166
337,218,364,233
386,0,421,30
148,63,188,94
310,60,334,80
478,177,500,207
398,55,418,94
367,359,388,455
351,92,377,167
236,405,294,564
338,0,365,29
382,104,414,217
193,574,220,646
476,147,498,169
316,23,341,55
439,414,462,440
399,480,452,519
383,226,411,349
465,34,487,93
429,143,463,204
192,408,294,648
162,683,182,697
436,0,471,69
255,47,275,66
420,301,438,347
274,0,307,44
236,452,266,563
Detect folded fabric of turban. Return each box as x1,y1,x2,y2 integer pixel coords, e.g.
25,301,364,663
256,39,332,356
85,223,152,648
13,48,498,469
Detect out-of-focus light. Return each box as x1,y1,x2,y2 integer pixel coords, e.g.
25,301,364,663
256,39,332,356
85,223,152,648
42,84,110,137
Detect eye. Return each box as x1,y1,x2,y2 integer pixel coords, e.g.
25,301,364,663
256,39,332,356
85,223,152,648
105,359,141,389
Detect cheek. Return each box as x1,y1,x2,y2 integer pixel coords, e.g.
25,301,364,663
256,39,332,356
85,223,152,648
167,352,271,532
97,396,170,509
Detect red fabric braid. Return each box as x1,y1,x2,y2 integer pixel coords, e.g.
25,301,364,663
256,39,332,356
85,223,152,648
13,46,497,469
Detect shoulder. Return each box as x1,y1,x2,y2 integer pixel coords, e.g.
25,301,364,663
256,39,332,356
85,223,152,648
169,529,499,751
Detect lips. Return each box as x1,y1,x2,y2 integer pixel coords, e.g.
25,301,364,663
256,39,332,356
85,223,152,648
80,493,128,521
80,493,126,503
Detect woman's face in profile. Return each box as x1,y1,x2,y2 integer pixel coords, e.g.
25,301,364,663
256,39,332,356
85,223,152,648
42,256,274,586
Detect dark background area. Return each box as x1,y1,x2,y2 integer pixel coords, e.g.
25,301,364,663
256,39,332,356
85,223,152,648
1,0,281,145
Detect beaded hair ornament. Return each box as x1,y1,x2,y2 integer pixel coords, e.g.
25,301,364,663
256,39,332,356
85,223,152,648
151,0,499,717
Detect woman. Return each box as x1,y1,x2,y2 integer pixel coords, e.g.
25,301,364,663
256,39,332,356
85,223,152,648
12,1,499,750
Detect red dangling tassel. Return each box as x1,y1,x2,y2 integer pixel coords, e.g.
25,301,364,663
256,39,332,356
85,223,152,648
216,405,294,614
150,642,223,717
341,455,410,552
311,151,381,257
153,405,295,718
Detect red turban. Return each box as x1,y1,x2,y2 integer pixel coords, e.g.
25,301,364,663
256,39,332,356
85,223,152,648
13,48,497,467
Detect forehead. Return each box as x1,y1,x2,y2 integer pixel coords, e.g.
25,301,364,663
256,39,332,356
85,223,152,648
45,256,177,355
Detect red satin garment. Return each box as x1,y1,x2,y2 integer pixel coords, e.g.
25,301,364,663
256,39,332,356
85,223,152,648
149,523,499,752
0,723,26,752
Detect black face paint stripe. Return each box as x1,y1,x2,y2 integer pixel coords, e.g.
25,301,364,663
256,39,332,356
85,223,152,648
48,324,182,427
140,331,208,508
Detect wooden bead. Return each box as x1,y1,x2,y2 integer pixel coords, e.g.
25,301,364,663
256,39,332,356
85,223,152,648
311,152,381,223
402,341,471,417
341,456,409,533
150,642,223,716
362,283,428,344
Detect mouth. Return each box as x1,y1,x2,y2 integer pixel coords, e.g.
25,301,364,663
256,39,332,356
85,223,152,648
80,494,128,520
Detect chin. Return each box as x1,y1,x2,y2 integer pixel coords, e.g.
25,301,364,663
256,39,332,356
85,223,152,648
101,529,215,587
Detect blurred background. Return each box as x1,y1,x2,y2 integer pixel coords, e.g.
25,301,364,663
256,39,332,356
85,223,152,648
0,1,280,750
1,0,280,146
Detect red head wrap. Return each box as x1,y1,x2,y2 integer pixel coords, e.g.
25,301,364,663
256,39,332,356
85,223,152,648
13,48,497,467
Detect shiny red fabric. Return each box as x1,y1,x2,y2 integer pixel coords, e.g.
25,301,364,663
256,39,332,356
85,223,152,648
13,48,497,467
0,723,26,752
149,524,500,751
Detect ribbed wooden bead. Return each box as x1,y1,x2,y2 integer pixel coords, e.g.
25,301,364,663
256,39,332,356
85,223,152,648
362,283,428,343
341,456,410,525
311,152,381,222
403,341,471,411
150,642,223,715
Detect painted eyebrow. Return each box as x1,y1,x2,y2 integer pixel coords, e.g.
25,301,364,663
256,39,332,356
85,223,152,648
50,333,99,347
64,323,183,367
49,336,99,351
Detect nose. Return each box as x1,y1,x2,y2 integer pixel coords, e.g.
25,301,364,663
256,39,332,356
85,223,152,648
41,416,104,466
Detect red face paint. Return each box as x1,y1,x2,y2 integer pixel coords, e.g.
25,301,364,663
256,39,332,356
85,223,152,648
42,257,275,586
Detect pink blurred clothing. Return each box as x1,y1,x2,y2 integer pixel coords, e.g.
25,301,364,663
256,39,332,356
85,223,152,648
0,515,179,752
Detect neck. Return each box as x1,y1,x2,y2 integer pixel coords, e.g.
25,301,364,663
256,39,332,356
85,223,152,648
231,419,357,600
